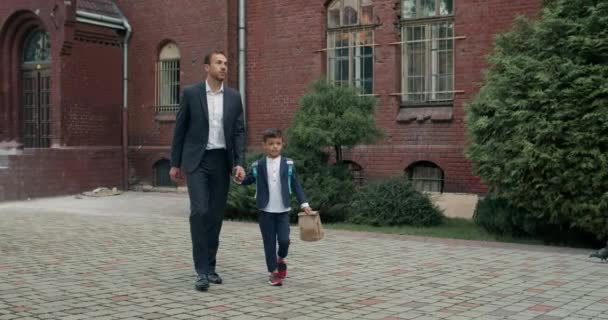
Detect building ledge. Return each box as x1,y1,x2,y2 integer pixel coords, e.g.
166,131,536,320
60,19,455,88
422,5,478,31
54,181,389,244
154,113,176,122
397,106,453,123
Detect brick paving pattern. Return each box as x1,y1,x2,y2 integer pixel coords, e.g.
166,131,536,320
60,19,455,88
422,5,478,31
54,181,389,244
1,192,607,320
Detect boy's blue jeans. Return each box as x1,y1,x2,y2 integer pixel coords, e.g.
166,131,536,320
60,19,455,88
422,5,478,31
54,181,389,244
258,211,290,273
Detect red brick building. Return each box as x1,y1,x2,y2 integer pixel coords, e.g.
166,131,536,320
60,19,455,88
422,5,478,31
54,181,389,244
0,0,541,201
0,0,125,200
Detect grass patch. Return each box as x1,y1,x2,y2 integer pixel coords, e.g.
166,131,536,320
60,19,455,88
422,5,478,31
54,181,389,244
226,215,543,245
325,218,541,245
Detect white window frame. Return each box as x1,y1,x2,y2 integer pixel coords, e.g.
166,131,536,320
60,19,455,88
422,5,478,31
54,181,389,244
326,0,375,95
401,0,454,105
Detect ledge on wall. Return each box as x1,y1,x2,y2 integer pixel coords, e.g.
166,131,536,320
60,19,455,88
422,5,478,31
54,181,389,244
397,106,453,123
154,113,176,122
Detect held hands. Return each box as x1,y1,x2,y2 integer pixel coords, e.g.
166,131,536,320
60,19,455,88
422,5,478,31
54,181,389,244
233,165,245,183
169,167,184,183
171,166,245,184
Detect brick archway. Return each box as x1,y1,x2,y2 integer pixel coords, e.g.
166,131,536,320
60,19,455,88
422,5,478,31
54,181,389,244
0,10,49,147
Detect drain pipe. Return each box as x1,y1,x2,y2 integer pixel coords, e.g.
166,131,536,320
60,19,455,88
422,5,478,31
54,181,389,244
75,10,131,191
238,0,246,123
121,20,132,191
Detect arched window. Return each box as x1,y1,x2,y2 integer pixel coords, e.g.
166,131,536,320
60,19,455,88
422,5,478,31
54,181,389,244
401,0,454,104
327,0,374,94
155,42,181,113
153,159,176,187
404,161,444,192
22,30,51,63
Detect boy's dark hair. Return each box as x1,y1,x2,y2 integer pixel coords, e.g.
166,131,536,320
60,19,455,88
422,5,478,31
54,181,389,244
262,128,283,142
204,50,226,65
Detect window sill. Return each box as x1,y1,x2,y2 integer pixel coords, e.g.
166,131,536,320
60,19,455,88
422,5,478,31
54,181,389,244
397,104,453,123
154,113,176,122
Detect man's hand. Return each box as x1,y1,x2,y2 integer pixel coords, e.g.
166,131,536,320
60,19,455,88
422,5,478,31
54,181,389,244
233,165,245,182
303,206,313,215
169,167,184,182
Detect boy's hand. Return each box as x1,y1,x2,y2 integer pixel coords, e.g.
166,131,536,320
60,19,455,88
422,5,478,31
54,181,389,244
303,206,313,215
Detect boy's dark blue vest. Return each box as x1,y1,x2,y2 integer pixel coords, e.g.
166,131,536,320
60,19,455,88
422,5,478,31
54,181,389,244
241,156,308,210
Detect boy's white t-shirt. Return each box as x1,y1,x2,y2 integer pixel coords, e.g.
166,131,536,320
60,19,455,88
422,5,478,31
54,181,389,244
263,156,290,213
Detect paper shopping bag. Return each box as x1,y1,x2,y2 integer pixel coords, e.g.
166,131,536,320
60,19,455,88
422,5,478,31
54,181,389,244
298,211,324,242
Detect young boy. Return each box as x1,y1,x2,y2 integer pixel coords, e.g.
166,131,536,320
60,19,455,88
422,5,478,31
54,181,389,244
239,128,313,286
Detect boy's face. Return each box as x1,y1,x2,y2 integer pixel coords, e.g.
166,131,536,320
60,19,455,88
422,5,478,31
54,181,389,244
263,137,283,158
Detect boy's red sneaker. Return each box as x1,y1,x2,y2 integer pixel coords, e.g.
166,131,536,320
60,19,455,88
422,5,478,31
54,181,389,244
268,271,282,286
277,259,287,279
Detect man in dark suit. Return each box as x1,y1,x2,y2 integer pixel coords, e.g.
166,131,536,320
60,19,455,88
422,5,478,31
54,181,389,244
169,50,245,292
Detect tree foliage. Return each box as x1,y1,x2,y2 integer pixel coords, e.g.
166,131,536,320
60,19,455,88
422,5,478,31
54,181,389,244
466,0,608,237
288,80,383,162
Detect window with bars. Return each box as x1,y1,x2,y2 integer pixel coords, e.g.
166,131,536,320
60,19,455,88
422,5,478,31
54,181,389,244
401,0,454,104
155,42,180,113
405,161,444,193
327,0,375,94
344,160,365,188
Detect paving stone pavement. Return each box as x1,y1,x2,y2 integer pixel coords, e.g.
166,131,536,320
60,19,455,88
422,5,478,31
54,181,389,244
1,192,608,320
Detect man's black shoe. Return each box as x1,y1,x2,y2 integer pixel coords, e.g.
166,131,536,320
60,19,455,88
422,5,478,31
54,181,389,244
207,272,223,284
194,275,209,291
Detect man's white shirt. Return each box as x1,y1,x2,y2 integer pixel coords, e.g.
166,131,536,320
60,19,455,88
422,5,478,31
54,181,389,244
205,80,226,150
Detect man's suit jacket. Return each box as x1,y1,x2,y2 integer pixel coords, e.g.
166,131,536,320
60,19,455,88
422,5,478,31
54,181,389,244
241,156,308,210
170,82,245,173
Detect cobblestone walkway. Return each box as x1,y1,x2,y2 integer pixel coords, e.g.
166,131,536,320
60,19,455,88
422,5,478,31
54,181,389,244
1,192,607,320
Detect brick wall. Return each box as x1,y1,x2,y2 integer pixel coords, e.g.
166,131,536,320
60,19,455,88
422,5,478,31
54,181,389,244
0,148,122,201
0,1,125,201
245,0,541,193
61,23,123,146
116,0,232,186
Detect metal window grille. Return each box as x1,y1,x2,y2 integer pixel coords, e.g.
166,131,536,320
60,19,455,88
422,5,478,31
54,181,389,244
155,59,180,113
405,162,444,193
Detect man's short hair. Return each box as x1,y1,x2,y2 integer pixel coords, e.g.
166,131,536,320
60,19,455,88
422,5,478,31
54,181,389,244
204,50,226,65
262,128,283,142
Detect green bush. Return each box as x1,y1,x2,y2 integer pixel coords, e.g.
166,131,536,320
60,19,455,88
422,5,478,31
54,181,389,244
347,177,444,227
289,80,383,162
474,193,603,247
229,80,382,223
473,193,537,237
466,0,608,238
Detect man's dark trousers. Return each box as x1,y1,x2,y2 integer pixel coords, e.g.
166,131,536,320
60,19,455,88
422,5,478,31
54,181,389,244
186,149,229,277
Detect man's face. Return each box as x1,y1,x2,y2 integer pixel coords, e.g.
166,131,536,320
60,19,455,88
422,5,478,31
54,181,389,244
205,53,227,82
263,137,283,159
